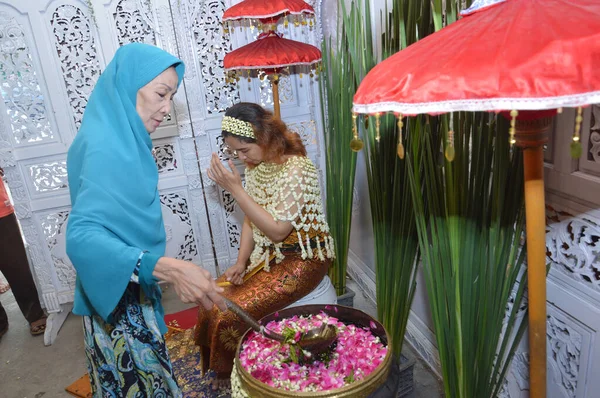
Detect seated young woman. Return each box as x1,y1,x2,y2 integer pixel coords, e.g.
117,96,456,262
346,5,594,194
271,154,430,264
195,102,335,382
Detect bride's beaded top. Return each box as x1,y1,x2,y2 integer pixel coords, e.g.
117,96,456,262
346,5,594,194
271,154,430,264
245,155,334,272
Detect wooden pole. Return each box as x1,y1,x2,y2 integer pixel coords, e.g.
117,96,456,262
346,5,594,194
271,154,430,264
272,78,281,119
515,117,551,398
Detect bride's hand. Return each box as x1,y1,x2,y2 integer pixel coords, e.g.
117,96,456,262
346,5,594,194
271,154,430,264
207,153,243,194
223,262,246,285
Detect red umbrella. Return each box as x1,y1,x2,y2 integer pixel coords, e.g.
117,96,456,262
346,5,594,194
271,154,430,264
224,31,322,118
353,0,600,115
222,0,314,25
352,1,600,397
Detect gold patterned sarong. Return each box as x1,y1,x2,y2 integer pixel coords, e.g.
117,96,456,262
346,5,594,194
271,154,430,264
194,251,330,378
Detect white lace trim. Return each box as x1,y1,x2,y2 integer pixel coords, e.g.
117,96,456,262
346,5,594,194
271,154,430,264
460,0,506,16
222,9,315,21
352,91,600,116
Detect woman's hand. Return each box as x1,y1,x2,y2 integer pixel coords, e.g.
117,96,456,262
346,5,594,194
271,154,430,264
153,257,227,311
224,262,246,285
207,153,243,195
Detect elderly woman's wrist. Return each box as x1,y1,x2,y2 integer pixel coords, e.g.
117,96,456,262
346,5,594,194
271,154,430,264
139,252,161,285
152,256,182,283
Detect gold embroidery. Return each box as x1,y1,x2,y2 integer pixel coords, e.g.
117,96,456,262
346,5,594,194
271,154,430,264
278,275,298,295
219,326,241,351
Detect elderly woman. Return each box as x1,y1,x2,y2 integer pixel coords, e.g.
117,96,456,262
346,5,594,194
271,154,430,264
66,43,225,397
195,102,335,384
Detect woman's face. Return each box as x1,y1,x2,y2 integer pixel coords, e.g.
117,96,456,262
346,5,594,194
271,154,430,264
224,135,264,166
136,67,178,134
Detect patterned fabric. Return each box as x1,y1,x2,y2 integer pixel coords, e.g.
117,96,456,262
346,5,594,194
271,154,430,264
194,251,330,378
166,328,232,397
129,251,144,284
83,283,181,397
460,0,506,16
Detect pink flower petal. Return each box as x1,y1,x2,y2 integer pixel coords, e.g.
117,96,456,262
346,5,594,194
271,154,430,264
239,313,387,392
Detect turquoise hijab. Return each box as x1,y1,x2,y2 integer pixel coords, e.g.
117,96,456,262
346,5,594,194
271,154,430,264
66,43,184,333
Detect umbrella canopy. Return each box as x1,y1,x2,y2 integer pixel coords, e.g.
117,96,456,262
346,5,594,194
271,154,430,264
222,0,314,24
353,0,600,116
350,2,600,398
223,31,320,118
223,31,321,71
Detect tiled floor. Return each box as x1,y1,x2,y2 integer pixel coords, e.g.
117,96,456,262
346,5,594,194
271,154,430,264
0,278,442,397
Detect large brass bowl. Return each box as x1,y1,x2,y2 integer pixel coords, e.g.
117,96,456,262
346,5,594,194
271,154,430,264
234,304,392,398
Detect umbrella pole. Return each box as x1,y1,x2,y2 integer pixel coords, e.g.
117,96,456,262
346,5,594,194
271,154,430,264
516,118,551,398
272,78,281,119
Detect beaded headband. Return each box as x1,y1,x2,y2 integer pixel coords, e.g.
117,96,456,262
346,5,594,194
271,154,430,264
222,116,255,139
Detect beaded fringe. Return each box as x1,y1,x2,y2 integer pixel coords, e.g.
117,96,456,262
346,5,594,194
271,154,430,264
244,156,336,273
248,232,335,273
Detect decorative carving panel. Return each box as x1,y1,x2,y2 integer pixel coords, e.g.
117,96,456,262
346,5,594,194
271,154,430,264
547,314,582,397
221,189,240,250
0,12,54,145
288,120,318,149
2,163,29,219
160,192,198,262
492,313,586,398
505,290,528,325
498,352,530,398
206,183,233,260
113,0,156,46
28,160,68,192
51,4,101,129
41,210,76,290
0,139,12,168
215,134,231,162
192,0,239,114
546,205,600,292
575,105,600,180
20,220,55,297
260,74,293,108
221,188,235,214
153,143,178,174
188,184,222,270
226,220,240,249
180,134,227,273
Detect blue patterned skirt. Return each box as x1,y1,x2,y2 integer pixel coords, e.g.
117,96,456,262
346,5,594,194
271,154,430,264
83,283,181,397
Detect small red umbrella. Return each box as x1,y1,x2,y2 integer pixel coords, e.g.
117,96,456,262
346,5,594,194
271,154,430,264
352,1,600,397
224,31,321,118
222,0,314,25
